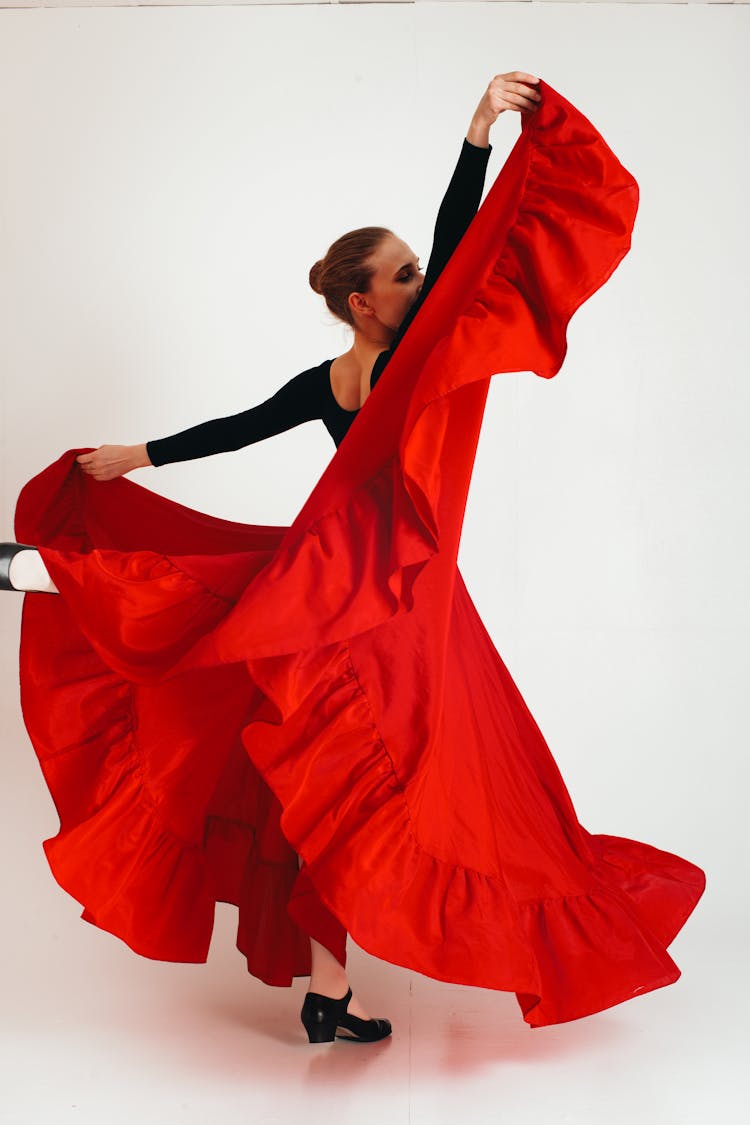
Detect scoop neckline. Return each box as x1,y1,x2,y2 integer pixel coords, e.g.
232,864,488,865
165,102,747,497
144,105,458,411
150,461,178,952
324,357,361,415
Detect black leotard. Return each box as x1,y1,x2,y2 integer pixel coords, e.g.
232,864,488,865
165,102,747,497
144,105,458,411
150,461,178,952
146,137,492,464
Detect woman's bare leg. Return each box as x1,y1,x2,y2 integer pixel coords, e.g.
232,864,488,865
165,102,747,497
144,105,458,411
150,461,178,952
309,937,371,1020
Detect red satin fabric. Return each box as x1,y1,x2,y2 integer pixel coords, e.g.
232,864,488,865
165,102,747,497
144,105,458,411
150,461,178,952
15,81,705,1028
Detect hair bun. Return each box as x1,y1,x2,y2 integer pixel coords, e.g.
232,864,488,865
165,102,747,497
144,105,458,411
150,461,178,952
309,259,325,295
308,227,391,327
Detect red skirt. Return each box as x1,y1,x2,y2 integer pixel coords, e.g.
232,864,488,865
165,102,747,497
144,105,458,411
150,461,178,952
15,80,705,1028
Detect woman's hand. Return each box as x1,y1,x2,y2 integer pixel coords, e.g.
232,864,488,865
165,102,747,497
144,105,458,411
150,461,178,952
467,72,541,147
76,443,152,482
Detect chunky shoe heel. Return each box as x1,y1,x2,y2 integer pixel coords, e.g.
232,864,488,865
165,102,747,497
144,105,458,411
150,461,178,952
301,991,339,1043
300,987,392,1044
302,1017,338,1043
0,543,36,591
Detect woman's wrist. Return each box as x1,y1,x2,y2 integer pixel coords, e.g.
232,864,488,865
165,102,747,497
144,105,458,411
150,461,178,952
132,442,153,469
466,115,492,149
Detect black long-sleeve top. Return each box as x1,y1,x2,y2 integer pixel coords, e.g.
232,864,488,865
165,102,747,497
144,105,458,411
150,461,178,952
146,137,492,464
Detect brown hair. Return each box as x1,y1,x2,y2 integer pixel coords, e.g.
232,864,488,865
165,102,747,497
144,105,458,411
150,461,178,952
309,226,393,328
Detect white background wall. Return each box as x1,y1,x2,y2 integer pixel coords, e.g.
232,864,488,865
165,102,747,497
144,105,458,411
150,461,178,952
0,5,747,1121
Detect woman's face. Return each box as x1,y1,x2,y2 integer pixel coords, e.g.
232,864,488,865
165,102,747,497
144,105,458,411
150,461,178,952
349,234,424,335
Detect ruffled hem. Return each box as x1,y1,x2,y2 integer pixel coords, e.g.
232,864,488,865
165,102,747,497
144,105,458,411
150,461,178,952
233,585,705,1028
15,80,705,1027
19,589,317,984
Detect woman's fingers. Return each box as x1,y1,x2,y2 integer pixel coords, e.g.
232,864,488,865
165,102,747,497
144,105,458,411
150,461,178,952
75,445,133,481
472,71,542,128
509,80,542,101
497,75,542,105
494,72,540,89
508,89,541,110
76,451,100,473
502,91,540,113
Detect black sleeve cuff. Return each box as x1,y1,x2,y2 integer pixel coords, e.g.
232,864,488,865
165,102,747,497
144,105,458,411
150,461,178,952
145,439,164,467
462,137,492,156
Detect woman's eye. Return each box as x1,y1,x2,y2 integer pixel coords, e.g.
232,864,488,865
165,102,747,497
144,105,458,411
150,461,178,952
397,264,421,283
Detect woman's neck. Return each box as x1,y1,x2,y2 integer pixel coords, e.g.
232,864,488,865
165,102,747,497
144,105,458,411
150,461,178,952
343,328,394,375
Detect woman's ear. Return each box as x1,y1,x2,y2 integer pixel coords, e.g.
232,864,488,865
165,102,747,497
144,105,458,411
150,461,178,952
348,292,374,319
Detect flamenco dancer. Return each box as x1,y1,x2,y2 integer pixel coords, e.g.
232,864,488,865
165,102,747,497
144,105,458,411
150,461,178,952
2,71,705,1044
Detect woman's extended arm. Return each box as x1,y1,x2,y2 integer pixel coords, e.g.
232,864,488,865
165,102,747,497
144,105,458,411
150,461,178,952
145,365,324,467
76,365,324,480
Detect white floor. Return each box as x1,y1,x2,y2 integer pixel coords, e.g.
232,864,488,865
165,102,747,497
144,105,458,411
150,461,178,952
0,605,745,1125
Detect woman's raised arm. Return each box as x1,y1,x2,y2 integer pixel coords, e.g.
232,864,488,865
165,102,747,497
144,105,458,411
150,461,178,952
380,71,541,362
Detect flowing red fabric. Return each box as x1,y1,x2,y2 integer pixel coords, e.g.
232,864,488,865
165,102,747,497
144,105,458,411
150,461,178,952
15,81,705,1028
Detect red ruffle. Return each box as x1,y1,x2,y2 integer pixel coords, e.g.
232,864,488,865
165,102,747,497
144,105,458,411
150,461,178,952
15,81,705,1027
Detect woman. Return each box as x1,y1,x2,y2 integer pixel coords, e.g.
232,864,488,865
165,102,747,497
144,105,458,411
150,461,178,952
1,73,545,1044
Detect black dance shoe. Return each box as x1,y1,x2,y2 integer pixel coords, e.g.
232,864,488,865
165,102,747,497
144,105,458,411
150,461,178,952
300,987,392,1044
0,543,36,591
